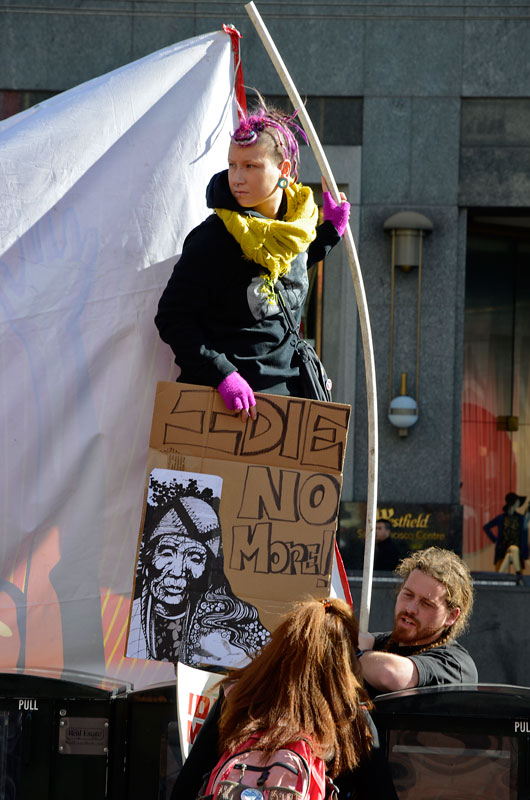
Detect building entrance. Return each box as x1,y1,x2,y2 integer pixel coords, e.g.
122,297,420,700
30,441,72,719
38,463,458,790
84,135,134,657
461,210,530,572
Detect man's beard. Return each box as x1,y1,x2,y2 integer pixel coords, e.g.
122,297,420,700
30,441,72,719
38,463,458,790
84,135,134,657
392,612,445,647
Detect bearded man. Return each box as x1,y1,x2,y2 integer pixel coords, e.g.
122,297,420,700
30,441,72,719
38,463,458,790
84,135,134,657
357,547,477,697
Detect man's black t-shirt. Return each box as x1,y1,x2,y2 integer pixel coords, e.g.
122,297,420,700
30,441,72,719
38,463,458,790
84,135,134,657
371,632,478,693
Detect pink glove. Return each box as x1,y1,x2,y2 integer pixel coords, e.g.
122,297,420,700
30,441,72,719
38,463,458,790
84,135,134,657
323,191,351,237
217,372,256,413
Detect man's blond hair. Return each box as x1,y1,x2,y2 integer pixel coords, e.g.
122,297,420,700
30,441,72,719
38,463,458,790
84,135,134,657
396,547,474,639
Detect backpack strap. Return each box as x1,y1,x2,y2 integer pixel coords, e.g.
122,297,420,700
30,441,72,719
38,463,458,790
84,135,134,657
285,738,328,800
307,757,327,800
203,734,263,795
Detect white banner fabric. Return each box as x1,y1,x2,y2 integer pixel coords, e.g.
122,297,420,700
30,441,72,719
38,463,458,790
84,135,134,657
0,30,237,689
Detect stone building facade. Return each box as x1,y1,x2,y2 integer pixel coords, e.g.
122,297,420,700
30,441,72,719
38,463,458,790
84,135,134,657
2,1,529,574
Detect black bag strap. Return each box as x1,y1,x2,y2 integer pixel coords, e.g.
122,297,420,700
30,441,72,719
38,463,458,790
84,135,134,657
276,285,302,342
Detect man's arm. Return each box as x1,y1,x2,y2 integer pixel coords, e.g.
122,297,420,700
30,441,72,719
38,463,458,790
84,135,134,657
357,634,478,692
357,650,419,693
357,631,419,693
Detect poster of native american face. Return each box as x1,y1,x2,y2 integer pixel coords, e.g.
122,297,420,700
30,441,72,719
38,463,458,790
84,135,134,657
126,468,270,668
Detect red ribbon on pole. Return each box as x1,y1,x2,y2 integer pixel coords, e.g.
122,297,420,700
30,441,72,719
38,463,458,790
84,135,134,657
223,24,247,118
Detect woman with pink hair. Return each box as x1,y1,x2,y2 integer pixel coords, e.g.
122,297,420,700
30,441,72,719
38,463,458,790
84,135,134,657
155,102,349,419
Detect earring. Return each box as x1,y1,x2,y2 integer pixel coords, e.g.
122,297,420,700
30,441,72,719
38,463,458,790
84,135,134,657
278,177,288,189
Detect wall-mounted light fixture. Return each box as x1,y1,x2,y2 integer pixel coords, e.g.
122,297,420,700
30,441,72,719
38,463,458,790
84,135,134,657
388,372,418,437
383,211,433,437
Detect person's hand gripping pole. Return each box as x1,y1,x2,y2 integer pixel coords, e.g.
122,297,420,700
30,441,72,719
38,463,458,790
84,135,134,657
321,177,350,236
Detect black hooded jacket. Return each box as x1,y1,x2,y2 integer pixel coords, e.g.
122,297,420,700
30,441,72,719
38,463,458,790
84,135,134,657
155,170,340,394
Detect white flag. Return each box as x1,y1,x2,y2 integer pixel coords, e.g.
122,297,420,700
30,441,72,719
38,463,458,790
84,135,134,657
0,30,237,688
176,662,222,761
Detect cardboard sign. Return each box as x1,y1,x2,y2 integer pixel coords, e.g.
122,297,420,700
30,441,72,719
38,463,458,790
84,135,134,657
125,468,268,669
127,382,350,669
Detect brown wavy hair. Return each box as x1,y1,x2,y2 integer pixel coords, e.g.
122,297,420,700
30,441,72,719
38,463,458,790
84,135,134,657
218,597,373,778
395,546,474,640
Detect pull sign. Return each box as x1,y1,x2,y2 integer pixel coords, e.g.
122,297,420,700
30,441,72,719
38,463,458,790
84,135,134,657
18,698,39,711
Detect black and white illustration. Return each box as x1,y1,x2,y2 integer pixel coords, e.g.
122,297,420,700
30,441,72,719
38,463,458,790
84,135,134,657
126,469,270,668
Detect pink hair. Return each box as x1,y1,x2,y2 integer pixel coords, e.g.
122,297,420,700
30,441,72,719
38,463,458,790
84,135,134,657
231,107,307,180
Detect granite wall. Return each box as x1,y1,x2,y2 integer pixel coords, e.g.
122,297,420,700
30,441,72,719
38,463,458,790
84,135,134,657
2,1,530,509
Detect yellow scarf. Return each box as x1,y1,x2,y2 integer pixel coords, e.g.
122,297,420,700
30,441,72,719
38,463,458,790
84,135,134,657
215,182,318,288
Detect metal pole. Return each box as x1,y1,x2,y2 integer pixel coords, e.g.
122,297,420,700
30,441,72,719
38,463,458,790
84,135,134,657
245,2,378,631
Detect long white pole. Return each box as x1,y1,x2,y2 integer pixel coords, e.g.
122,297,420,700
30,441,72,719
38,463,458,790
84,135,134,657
245,2,378,631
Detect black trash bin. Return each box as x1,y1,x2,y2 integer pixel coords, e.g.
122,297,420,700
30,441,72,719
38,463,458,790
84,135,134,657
0,669,128,800
372,683,530,800
123,681,181,800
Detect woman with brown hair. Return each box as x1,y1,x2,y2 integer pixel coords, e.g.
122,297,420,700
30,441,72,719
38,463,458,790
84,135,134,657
172,597,376,800
216,596,373,784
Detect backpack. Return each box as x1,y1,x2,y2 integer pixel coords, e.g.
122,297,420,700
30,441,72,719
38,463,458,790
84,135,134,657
196,733,338,800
